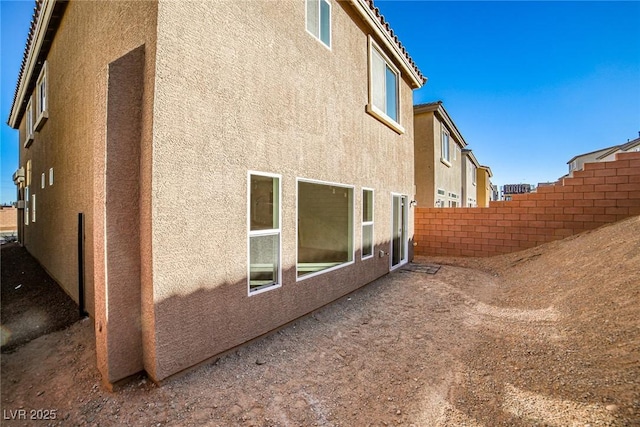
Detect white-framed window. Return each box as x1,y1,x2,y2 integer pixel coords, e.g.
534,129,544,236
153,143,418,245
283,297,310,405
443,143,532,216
441,129,451,165
297,178,354,280
49,168,54,186
25,97,34,147
436,188,446,207
472,163,477,185
362,188,374,259
32,194,36,223
448,192,459,208
306,0,331,48
41,173,45,189
248,172,281,295
34,61,48,131
24,186,30,226
367,36,403,134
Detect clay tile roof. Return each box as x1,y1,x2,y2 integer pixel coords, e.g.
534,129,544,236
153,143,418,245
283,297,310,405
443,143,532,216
363,0,426,84
9,0,43,120
8,0,67,127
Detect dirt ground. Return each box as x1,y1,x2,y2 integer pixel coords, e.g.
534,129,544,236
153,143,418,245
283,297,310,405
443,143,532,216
1,243,79,352
1,216,639,426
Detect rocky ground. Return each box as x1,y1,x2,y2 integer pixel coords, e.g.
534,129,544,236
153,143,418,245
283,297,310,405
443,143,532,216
1,216,639,426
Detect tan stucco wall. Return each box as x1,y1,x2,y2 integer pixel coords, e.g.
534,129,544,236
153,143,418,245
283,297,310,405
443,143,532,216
0,206,18,233
414,112,435,206
145,0,417,381
414,112,463,207
461,155,477,207
477,168,491,207
15,0,158,385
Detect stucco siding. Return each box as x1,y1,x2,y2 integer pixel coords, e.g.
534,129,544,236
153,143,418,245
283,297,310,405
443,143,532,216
147,0,416,381
414,112,435,207
15,0,158,385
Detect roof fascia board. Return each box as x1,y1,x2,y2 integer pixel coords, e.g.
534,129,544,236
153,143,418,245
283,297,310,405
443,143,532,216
463,150,479,167
414,102,468,147
8,0,56,129
435,105,467,148
567,145,620,164
349,0,424,89
596,138,640,159
479,165,493,177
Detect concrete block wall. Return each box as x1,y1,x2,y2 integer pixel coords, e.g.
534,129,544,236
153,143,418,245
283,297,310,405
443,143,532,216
414,151,640,257
0,206,18,233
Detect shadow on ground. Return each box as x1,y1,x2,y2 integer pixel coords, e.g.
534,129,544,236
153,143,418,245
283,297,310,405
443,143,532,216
1,243,79,352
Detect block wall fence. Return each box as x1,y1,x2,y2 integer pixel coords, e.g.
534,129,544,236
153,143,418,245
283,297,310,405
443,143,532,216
414,151,640,257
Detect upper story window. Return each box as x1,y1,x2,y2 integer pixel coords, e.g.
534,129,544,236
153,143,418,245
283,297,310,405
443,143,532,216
306,0,331,48
472,164,477,185
24,97,34,147
441,129,451,165
366,37,403,134
34,61,48,131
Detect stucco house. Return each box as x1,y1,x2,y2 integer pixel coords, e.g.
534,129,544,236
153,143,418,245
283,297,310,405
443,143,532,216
461,149,479,207
476,165,493,208
566,145,620,174
595,136,640,163
413,101,467,207
8,0,425,388
566,135,640,176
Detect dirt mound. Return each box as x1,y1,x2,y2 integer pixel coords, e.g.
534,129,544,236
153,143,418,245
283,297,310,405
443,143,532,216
428,215,640,425
1,217,638,426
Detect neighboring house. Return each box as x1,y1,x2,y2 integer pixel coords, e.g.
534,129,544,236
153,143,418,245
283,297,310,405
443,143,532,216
596,136,640,162
476,165,492,208
490,183,499,202
566,146,617,174
0,205,18,239
461,149,479,207
8,0,425,387
414,101,467,207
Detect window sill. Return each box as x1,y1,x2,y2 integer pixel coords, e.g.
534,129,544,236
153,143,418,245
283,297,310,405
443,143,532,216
440,158,452,168
24,134,34,148
366,104,405,135
34,111,48,132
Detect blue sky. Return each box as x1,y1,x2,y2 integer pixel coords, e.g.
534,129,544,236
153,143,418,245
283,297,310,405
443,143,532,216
1,1,639,203
376,0,640,187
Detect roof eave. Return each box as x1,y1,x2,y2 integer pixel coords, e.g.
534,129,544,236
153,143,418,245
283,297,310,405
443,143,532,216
8,0,58,129
415,101,468,147
349,0,425,89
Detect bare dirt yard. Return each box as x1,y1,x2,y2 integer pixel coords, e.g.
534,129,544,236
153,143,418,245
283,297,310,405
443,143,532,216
1,216,639,426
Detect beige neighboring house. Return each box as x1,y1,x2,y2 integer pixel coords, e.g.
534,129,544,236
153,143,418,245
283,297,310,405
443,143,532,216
414,101,467,207
596,136,640,162
461,149,479,207
8,0,425,387
566,135,640,174
566,146,617,174
0,205,18,239
476,165,493,208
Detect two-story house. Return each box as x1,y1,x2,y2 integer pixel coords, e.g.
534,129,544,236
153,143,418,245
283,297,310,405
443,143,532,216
413,101,467,207
595,135,640,162
461,149,479,207
476,165,493,208
8,0,425,387
566,145,620,174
